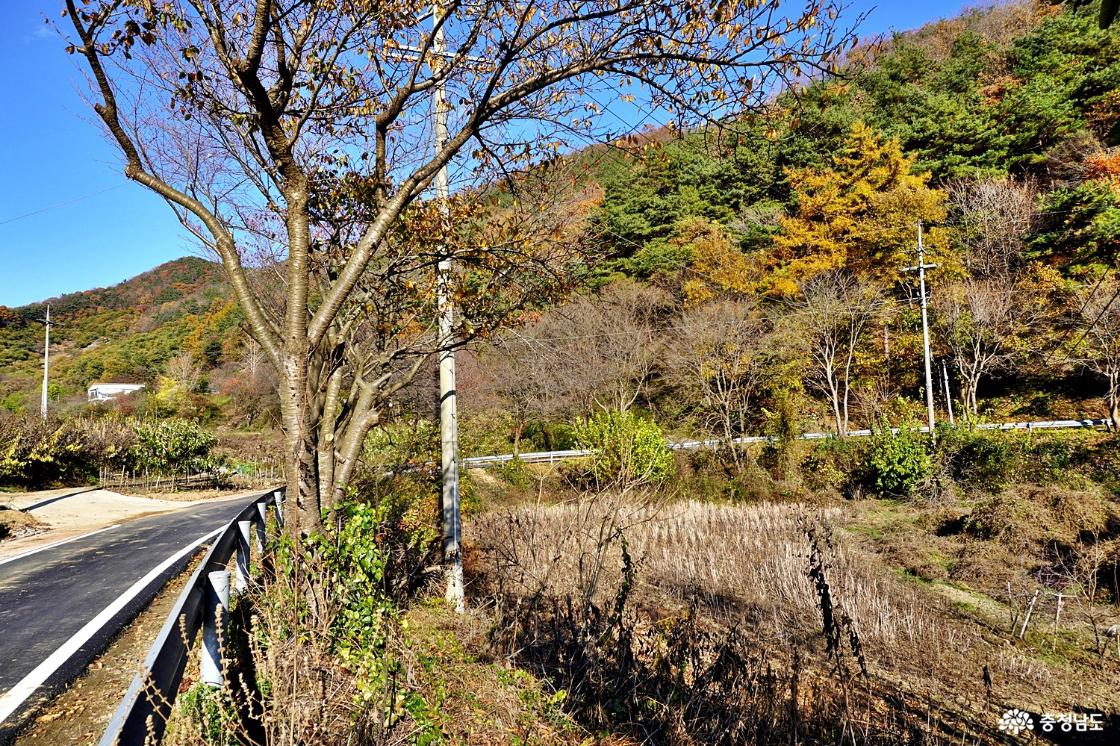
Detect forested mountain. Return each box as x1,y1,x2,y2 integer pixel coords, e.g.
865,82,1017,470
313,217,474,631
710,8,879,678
467,0,1120,442
0,257,241,412
590,0,1120,273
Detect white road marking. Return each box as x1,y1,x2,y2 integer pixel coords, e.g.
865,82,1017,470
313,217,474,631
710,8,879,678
0,525,223,725
0,524,122,567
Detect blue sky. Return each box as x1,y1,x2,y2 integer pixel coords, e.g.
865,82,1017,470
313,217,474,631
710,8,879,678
0,0,977,307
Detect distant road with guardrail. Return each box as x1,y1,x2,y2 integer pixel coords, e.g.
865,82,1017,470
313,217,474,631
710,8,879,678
0,493,265,743
462,418,1110,467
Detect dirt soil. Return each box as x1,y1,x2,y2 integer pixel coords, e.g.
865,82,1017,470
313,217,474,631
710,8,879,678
13,560,198,745
0,507,46,542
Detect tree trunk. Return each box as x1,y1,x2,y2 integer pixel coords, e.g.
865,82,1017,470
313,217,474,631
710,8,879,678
330,386,380,509
318,366,343,520
281,353,322,536
512,420,524,459
722,409,742,470
957,360,981,419
1108,369,1120,431
279,181,321,536
829,377,844,436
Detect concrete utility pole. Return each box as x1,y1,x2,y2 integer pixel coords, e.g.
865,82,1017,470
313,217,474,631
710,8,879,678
941,360,955,426
903,223,938,443
37,305,53,419
432,4,464,613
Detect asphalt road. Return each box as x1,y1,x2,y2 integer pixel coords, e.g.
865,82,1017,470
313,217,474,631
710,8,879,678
0,494,259,740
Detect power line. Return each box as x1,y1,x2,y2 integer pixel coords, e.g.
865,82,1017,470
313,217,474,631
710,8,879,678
0,185,126,227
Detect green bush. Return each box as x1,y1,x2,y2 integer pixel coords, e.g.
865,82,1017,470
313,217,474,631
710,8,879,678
129,418,219,474
304,495,438,703
802,437,865,494
862,425,931,497
572,410,675,486
363,420,439,473
523,421,577,452
936,428,1014,492
459,411,516,458
494,457,534,488
1024,432,1094,487
761,389,803,481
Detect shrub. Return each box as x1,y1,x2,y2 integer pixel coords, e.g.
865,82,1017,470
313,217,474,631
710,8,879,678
802,437,865,495
291,495,438,703
523,421,577,452
937,428,1015,492
494,457,534,488
129,418,220,474
459,410,516,458
1025,433,1090,486
310,502,400,703
761,389,803,481
863,425,931,497
572,410,675,486
963,485,1116,551
363,420,438,474
0,415,135,487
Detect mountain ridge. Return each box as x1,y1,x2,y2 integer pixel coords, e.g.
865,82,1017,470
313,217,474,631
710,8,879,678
0,256,235,410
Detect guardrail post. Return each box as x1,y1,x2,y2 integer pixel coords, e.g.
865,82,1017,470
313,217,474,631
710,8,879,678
273,489,284,527
254,502,268,551
200,570,230,688
234,520,252,595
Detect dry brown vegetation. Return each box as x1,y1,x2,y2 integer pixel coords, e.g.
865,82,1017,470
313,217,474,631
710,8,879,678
467,481,1120,745
161,569,585,746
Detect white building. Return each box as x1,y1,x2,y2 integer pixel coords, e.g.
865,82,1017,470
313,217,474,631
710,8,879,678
87,382,146,402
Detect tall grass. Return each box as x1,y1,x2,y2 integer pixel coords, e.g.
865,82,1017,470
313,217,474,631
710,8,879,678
470,496,1042,745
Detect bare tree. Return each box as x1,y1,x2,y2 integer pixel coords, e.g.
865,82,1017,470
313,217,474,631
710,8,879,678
937,177,1046,417
667,300,769,465
936,277,1027,418
557,280,670,414
798,272,883,435
164,351,203,393
1076,278,1120,428
947,177,1037,279
63,0,856,534
240,335,263,380
474,327,564,458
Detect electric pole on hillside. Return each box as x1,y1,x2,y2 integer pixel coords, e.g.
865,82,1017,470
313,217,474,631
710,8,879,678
432,4,464,613
903,223,938,443
36,305,54,419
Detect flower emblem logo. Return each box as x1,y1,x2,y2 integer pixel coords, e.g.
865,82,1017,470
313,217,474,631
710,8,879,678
998,709,1035,736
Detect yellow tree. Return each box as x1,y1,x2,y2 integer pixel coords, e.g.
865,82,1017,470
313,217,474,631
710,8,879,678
674,217,755,307
766,122,948,295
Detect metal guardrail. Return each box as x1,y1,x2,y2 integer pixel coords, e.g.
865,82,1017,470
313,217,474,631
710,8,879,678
462,419,1111,467
99,489,285,746
463,447,594,467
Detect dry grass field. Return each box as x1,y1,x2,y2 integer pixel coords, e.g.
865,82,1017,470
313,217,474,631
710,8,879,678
468,488,1120,744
